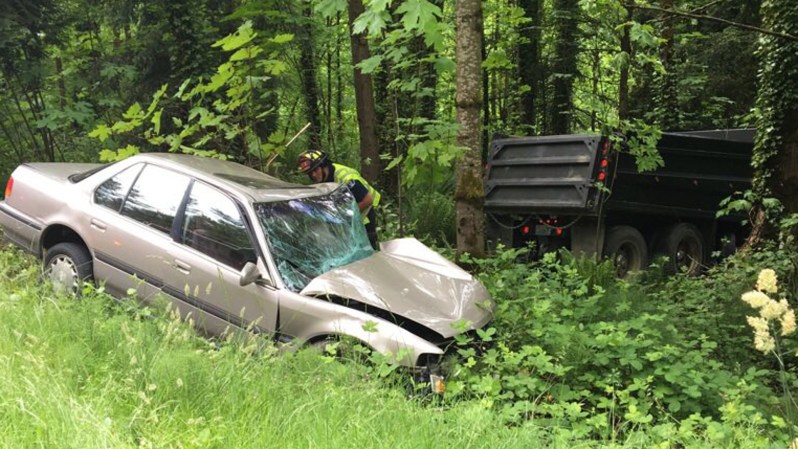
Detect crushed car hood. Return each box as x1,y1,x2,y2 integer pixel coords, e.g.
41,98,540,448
300,238,493,338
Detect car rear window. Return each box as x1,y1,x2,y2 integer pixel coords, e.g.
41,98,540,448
215,173,305,190
69,162,115,183
94,164,144,211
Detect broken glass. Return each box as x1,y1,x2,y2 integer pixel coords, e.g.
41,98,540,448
256,186,374,291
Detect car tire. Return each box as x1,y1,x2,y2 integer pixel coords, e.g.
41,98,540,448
660,223,705,276
603,225,648,278
44,242,93,296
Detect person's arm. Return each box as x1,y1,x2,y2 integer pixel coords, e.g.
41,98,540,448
347,180,372,213
357,191,373,213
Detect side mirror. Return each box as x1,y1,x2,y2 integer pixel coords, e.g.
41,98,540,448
239,262,262,287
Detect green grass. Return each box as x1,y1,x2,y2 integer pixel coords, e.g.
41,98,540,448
0,247,784,448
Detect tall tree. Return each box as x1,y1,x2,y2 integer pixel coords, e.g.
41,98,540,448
546,0,579,134
347,0,380,181
656,0,679,130
747,0,798,245
298,2,323,150
518,0,544,133
454,0,486,257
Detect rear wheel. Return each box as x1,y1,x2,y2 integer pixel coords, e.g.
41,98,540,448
43,243,93,296
603,225,648,278
660,223,705,275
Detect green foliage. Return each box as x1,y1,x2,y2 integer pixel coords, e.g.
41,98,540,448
620,120,664,172
387,122,462,187
89,21,291,163
446,245,798,442
0,245,765,449
1,237,797,446
405,190,456,245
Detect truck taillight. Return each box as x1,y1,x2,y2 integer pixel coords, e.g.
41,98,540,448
4,176,12,199
596,139,612,183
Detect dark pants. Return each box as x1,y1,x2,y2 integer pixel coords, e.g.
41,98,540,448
365,208,378,250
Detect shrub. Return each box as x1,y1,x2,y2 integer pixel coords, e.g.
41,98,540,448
446,246,794,442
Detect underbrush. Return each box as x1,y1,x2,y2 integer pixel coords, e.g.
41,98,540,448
0,245,794,448
446,244,798,444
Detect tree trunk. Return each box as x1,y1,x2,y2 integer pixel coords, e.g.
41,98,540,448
546,0,579,134
482,32,490,161
518,0,543,132
325,17,334,149
455,0,486,257
375,65,397,194
335,12,344,129
299,3,322,151
658,0,678,130
417,34,439,121
347,0,380,181
618,6,632,121
55,57,67,110
746,0,798,247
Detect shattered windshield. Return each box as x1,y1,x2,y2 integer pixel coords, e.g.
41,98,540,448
255,187,374,292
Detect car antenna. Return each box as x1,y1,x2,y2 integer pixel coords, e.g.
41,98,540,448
265,122,311,172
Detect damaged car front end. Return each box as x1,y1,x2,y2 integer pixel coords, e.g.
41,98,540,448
254,186,494,387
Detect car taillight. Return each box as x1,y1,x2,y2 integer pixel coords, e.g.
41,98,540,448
4,176,12,199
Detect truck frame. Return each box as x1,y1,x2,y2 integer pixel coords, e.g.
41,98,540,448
484,129,754,276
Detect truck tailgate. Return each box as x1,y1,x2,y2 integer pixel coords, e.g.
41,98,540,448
484,134,603,214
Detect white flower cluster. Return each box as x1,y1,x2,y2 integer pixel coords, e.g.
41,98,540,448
742,269,796,354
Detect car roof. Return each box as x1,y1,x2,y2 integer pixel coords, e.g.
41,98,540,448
131,153,339,203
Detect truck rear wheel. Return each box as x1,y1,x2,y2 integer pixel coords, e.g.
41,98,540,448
661,223,705,275
603,226,648,278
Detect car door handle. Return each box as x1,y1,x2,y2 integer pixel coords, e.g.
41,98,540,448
90,218,107,231
174,259,191,275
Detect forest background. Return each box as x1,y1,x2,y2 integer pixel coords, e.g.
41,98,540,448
2,0,798,447
1,0,783,247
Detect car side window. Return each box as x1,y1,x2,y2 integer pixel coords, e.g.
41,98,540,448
94,163,144,211
181,181,257,271
120,165,191,234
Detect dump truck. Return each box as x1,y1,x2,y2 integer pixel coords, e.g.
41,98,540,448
484,129,754,276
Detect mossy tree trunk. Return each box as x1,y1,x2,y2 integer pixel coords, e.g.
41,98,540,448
455,0,486,257
746,0,798,247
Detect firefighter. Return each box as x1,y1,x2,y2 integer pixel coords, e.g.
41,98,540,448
297,150,381,250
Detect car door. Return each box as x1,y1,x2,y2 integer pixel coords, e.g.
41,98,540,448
90,163,192,303
163,179,278,336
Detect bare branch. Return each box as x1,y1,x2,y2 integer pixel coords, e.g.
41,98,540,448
624,3,798,41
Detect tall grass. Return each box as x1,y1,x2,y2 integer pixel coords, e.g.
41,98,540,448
0,247,781,448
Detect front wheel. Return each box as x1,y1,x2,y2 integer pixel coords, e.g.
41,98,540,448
43,243,93,296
